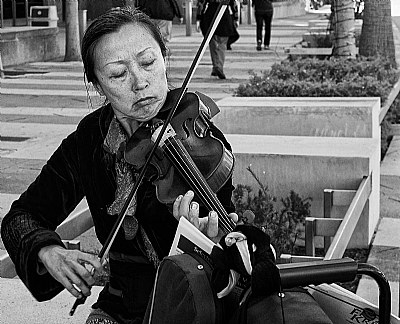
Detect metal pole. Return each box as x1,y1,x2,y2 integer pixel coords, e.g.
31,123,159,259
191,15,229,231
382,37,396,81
185,0,192,36
0,0,3,28
358,263,391,324
64,0,81,61
247,0,252,25
12,0,16,26
78,9,87,43
323,189,333,254
278,258,358,289
25,0,29,26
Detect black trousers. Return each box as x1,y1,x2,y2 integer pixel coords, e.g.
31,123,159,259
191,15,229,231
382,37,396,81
255,11,273,46
92,258,156,324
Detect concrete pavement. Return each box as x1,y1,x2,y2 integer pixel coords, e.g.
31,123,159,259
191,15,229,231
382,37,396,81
0,6,400,322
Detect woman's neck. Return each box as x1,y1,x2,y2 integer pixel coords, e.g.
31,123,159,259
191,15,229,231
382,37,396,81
115,115,141,138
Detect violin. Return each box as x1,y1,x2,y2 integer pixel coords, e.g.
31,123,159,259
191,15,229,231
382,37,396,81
124,88,236,233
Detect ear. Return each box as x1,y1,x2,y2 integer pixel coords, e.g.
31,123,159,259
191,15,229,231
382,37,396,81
93,83,104,96
164,55,168,69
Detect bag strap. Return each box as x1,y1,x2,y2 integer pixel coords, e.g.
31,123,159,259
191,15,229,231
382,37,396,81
145,264,161,324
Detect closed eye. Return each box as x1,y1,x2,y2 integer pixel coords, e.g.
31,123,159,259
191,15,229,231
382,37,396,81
111,71,127,79
142,59,156,68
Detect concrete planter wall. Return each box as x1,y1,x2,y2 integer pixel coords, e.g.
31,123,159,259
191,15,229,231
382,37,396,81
1,27,62,67
273,0,306,18
214,96,381,248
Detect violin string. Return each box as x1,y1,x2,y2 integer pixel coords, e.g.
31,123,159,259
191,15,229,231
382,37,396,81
163,138,233,233
163,146,233,230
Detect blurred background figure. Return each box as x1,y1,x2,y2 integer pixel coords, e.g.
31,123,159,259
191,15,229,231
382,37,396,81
227,0,241,50
137,0,183,42
196,0,239,79
252,0,273,51
354,0,364,19
304,0,311,12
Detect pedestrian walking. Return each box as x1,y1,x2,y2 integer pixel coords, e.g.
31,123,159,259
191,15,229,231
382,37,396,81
137,0,183,42
196,0,239,79
252,0,273,51
227,0,241,50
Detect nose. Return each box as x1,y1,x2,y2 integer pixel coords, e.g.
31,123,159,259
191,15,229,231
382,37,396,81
129,66,149,92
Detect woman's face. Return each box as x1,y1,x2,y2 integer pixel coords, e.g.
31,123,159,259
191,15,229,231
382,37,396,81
93,23,168,126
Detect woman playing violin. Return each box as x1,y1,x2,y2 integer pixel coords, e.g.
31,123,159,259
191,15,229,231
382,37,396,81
1,7,238,324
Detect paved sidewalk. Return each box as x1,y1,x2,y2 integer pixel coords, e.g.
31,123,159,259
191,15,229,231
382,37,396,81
355,11,400,317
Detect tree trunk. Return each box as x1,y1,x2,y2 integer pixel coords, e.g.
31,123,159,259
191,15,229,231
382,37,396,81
359,0,396,67
331,0,357,57
64,0,81,62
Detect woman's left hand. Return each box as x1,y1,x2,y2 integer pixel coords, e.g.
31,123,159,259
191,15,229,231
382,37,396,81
172,190,238,242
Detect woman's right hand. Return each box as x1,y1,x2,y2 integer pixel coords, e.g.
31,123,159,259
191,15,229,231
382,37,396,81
196,20,201,32
38,245,104,298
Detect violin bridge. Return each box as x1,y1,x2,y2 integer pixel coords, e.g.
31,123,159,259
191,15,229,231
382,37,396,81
152,123,176,147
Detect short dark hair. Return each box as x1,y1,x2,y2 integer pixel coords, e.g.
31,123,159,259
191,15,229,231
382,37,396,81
81,7,167,84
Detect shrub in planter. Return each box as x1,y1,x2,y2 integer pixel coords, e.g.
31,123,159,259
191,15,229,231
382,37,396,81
236,56,398,98
235,56,400,158
233,166,312,258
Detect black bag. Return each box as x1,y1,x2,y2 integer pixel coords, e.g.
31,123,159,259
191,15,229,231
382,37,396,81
142,222,333,324
142,252,229,324
230,287,334,324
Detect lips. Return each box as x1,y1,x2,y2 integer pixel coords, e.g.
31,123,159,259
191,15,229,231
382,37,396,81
135,97,153,106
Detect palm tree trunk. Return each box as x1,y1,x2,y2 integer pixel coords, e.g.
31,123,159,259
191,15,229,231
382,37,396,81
359,0,396,67
331,0,357,57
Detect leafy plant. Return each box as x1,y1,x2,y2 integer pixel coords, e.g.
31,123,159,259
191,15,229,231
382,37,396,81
233,166,312,258
235,56,398,99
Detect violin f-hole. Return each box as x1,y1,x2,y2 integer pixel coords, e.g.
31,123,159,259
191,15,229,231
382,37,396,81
194,114,209,138
182,119,191,139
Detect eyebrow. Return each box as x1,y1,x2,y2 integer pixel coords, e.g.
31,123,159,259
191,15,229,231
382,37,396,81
102,46,155,69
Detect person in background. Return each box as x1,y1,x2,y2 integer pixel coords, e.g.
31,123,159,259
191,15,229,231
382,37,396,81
196,0,239,79
1,7,238,324
137,0,183,42
227,0,241,50
252,0,273,51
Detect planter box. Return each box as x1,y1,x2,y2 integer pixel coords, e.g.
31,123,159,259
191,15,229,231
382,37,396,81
227,134,380,248
215,97,380,139
0,27,62,67
213,96,381,248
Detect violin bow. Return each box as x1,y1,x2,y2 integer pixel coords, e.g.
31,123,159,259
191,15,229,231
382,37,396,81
69,1,231,315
